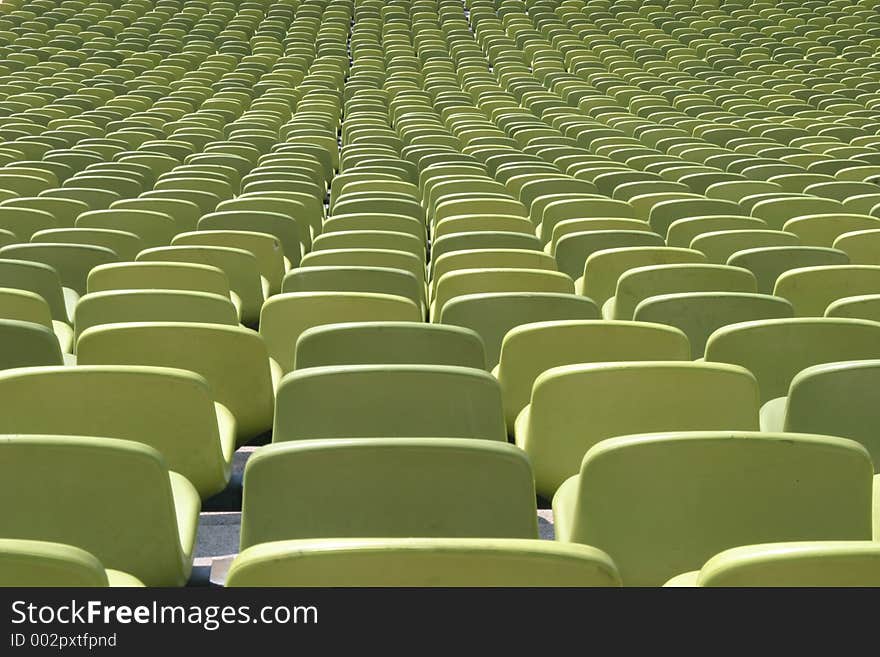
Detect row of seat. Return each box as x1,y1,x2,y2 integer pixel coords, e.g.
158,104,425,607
3,429,878,586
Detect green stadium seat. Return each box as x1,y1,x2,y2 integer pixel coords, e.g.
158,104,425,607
516,361,760,498
554,431,874,586
226,538,620,587
239,438,539,549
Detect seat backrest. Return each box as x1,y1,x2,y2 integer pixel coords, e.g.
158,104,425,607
74,290,239,338
0,258,69,321
727,246,852,294
497,320,690,432
0,435,194,586
226,538,621,587
774,265,880,316
648,198,744,235
634,292,795,357
323,212,426,240
76,209,176,250
0,539,112,587
751,196,846,229
260,292,421,373
312,230,424,257
239,438,539,549
111,198,201,232
137,246,264,324
825,294,880,322
0,206,56,240
554,230,665,280
566,431,873,585
86,261,233,300
172,230,286,292
0,318,63,369
0,287,54,329
283,266,423,310
1,197,89,228
434,268,574,317
76,322,274,442
439,292,600,368
31,227,144,261
705,317,880,401
274,364,505,442
692,541,880,587
199,209,305,260
611,264,757,320
666,215,767,247
691,229,800,264
431,249,557,297
294,322,486,370
521,361,760,498
0,365,231,498
833,229,880,265
784,360,880,469
783,214,880,247
431,231,542,261
540,197,636,244
301,248,426,285
582,247,708,305
0,243,119,295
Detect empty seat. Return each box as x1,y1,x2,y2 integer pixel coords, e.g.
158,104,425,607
784,214,880,247
0,243,119,295
172,230,286,295
226,538,620,587
74,290,239,339
554,230,665,280
294,322,486,370
705,318,880,402
554,431,874,586
825,295,880,322
700,210,809,252
665,542,880,587
137,246,265,325
0,318,65,370
260,292,421,373
634,293,795,358
431,231,542,262
0,435,199,586
833,229,880,265
274,365,505,443
728,246,852,294
577,247,707,303
0,287,73,353
432,268,574,318
283,266,424,314
774,265,880,316
0,258,74,323
605,263,757,320
666,216,767,248
497,321,690,433
516,361,760,498
76,322,277,444
760,360,880,470
439,292,600,369
0,366,234,499
239,438,539,549
0,539,143,587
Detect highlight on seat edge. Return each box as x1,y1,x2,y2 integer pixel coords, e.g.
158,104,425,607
0,0,879,589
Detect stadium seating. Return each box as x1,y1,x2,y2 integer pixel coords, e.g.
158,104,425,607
2,0,880,588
